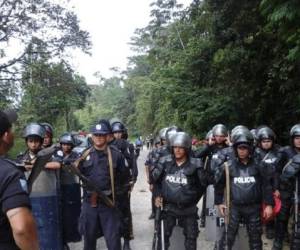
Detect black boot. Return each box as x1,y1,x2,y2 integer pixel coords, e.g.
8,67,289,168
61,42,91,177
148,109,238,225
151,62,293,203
123,239,132,250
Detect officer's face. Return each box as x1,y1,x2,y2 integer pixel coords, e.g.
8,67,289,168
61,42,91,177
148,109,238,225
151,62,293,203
260,139,273,150
214,135,226,144
1,128,14,151
293,136,300,149
173,146,187,160
92,134,107,149
27,137,42,153
113,132,123,140
61,143,72,154
236,145,250,160
43,133,52,147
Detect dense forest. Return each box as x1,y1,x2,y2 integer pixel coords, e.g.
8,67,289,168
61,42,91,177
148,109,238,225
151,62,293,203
1,0,300,143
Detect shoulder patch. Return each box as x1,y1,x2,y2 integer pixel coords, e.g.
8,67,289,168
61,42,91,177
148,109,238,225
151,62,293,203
56,150,64,157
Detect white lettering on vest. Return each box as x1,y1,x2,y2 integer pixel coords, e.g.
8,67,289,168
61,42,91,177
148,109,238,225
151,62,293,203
166,175,188,185
233,176,256,184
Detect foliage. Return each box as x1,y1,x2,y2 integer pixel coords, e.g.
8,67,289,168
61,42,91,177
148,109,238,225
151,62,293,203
19,60,90,134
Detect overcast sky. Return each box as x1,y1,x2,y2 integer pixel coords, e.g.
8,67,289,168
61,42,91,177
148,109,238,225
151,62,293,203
68,0,192,85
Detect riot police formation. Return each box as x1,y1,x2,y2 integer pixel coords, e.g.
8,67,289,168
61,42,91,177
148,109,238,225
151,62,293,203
6,107,300,250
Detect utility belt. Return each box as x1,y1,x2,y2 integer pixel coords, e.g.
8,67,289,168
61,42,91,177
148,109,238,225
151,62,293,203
87,191,113,208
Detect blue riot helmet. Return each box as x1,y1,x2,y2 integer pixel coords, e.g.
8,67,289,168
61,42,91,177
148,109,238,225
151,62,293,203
40,122,53,136
159,127,168,141
165,126,183,146
232,128,254,148
23,123,46,141
290,124,300,138
256,127,276,142
171,132,192,149
212,124,228,137
111,121,126,133
205,130,213,140
59,133,75,146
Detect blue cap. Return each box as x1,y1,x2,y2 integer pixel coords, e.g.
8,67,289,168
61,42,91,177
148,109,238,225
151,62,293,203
90,122,112,135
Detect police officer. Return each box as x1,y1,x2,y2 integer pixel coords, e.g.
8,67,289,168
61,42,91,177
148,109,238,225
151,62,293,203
78,120,128,250
273,124,300,250
41,122,54,148
18,123,65,249
214,128,274,250
151,131,207,250
197,124,229,241
255,126,281,239
145,136,162,220
0,110,39,250
16,122,45,177
110,121,137,250
59,133,82,247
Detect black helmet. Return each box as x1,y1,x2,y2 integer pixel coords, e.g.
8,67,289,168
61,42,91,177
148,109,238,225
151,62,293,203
23,123,46,139
290,124,300,137
171,132,191,149
111,122,126,133
256,127,276,141
59,133,75,145
212,124,228,137
166,126,183,146
232,128,253,147
90,120,112,135
40,122,53,136
231,125,249,143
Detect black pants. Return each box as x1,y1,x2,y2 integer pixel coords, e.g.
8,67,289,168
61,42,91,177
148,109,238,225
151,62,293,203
219,204,262,250
118,193,134,240
158,212,199,250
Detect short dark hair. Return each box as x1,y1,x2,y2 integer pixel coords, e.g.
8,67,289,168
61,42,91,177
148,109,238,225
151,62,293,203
0,111,12,137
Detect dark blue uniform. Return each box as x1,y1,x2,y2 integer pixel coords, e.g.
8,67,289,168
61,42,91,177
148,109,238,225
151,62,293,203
79,146,127,250
0,157,31,249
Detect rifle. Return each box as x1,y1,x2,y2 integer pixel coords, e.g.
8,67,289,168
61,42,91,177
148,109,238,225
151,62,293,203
295,177,299,233
62,162,114,208
224,162,230,250
152,207,161,250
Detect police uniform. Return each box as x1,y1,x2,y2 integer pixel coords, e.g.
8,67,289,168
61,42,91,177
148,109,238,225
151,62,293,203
274,145,300,250
110,138,136,244
214,153,274,250
0,157,31,250
60,150,82,244
78,123,128,250
151,154,207,250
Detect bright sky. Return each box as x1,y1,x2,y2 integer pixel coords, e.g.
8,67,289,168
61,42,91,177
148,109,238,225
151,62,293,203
69,0,192,85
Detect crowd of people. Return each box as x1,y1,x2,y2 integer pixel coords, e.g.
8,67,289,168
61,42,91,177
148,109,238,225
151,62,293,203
1,108,300,250
146,124,300,250
0,111,137,250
